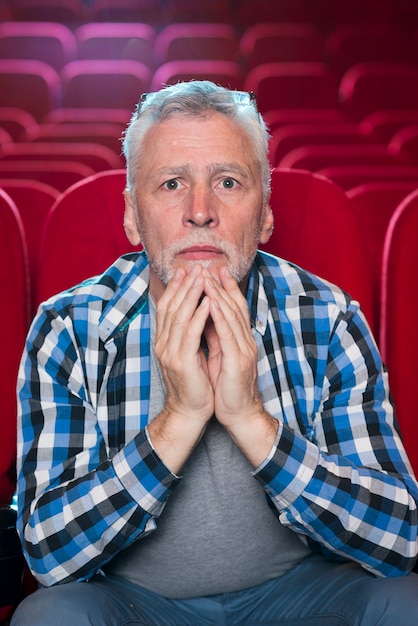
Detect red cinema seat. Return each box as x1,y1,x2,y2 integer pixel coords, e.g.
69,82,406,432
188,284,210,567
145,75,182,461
0,160,95,192
244,62,338,115
380,189,418,475
269,122,370,168
0,179,59,315
0,141,123,171
317,165,418,191
0,107,38,141
360,110,418,143
11,0,83,22
325,24,410,79
75,22,155,69
61,60,151,111
0,189,30,507
240,23,324,69
89,0,163,23
262,168,375,333
339,63,418,121
36,170,138,305
0,21,77,72
154,23,239,65
388,125,418,165
0,60,62,122
347,182,418,337
277,144,403,171
162,0,235,24
23,122,124,155
151,60,243,91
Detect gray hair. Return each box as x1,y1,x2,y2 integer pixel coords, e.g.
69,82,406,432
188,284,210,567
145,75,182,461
122,80,271,203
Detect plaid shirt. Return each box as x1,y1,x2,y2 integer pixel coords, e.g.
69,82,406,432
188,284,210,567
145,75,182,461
17,251,418,587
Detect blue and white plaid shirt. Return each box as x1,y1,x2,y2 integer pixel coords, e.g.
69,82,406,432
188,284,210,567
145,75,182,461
17,251,418,587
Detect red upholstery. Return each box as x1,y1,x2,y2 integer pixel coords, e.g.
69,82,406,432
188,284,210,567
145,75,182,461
0,59,62,121
381,189,418,475
162,0,235,24
261,168,375,333
151,60,243,91
61,60,151,110
325,24,410,78
360,109,418,143
44,107,130,126
0,189,30,506
11,0,83,22
269,122,369,167
317,165,418,191
88,0,166,23
36,170,139,306
0,160,94,192
0,106,37,141
24,122,125,155
278,144,403,171
347,182,418,338
244,62,338,115
388,125,418,164
240,23,324,69
0,141,123,171
75,22,155,69
263,108,347,133
0,21,77,72
0,179,59,315
339,62,418,120
154,23,239,66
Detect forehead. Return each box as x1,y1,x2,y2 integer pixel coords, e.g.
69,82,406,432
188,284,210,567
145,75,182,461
141,111,256,163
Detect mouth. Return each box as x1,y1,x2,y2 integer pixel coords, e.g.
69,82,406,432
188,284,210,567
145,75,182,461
178,245,224,261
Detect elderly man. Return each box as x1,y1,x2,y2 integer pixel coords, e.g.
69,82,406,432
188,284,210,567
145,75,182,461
12,81,418,625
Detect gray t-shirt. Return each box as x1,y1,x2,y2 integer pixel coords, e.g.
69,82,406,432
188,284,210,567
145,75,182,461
106,298,311,598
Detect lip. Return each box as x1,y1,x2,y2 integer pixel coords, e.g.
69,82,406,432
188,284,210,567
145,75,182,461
179,245,224,260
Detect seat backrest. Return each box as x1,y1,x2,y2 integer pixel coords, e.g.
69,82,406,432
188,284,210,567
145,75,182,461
1,141,123,171
262,167,375,333
360,109,418,143
154,23,239,65
277,144,403,171
0,59,62,121
75,22,155,69
347,181,418,336
151,60,243,91
0,189,30,506
61,59,151,110
317,165,418,190
36,169,139,305
0,106,38,141
244,62,338,114
0,160,95,192
325,24,410,78
11,0,83,21
269,122,369,167
240,23,324,69
339,62,418,120
24,122,124,155
0,179,59,315
0,21,77,72
388,125,418,164
380,189,418,475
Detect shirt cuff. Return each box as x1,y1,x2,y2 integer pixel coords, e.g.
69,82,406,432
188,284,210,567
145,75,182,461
112,427,181,516
252,421,319,509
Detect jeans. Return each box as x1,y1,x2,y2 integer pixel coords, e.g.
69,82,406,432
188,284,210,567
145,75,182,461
11,554,418,625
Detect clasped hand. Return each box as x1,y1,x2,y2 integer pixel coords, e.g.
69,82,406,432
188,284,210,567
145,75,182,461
154,264,262,432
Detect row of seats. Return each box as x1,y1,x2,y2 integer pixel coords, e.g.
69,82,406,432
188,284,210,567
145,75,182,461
2,0,418,27
2,169,417,516
2,56,418,123
1,20,418,75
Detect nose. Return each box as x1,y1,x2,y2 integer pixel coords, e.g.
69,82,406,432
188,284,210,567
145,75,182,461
182,185,219,228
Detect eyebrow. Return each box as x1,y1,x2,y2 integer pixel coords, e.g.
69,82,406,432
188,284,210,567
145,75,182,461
151,162,251,181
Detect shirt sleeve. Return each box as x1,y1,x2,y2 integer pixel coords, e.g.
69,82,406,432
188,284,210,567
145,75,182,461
17,306,180,587
253,300,418,578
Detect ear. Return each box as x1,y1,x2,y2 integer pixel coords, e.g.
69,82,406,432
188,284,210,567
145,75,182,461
123,189,142,246
258,203,274,245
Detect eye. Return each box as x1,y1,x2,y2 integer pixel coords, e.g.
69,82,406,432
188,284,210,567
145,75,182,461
163,179,180,190
221,177,237,189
